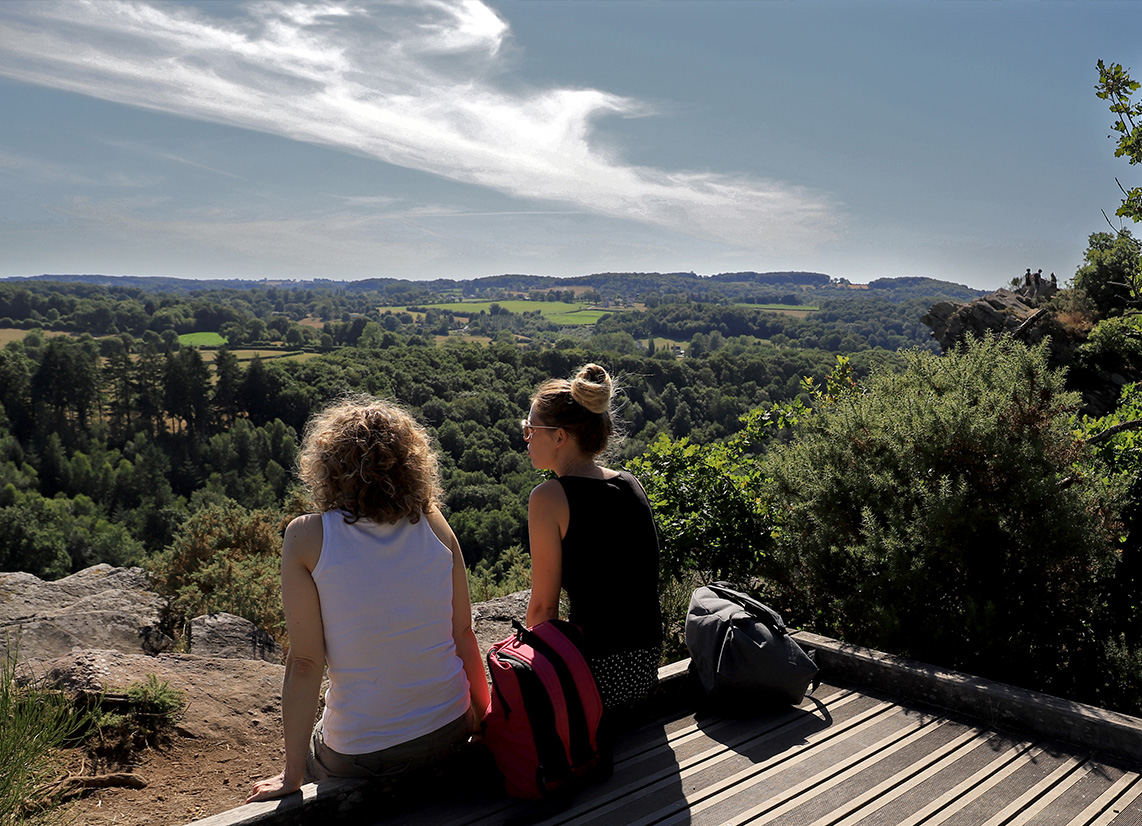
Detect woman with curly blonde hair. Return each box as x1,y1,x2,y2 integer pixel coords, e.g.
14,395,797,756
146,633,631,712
248,396,489,802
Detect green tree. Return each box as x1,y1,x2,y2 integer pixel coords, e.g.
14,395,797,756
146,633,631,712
102,334,135,440
211,346,241,428
30,338,99,439
0,348,34,441
1072,229,1142,317
238,356,277,425
0,494,71,579
164,347,211,435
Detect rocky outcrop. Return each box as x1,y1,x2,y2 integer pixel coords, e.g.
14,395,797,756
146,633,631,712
188,613,281,664
4,564,530,669
1,566,286,665
472,589,530,653
1,565,172,662
921,289,1048,353
38,649,285,744
3,565,530,752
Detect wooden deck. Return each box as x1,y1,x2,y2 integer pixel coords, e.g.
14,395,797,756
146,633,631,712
189,639,1142,826
372,680,1142,826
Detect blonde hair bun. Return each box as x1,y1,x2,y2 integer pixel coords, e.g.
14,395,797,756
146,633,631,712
570,363,613,414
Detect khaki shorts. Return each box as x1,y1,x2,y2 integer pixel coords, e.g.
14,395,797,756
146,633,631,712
306,707,474,782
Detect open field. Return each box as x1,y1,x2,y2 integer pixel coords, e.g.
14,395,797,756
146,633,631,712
197,348,316,364
178,332,226,347
0,328,72,345
417,299,584,315
415,299,628,327
434,334,493,345
546,309,613,325
649,336,687,352
735,302,817,318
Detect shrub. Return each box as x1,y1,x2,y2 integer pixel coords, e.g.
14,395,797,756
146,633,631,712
1072,230,1142,318
628,421,777,586
1079,381,1142,704
147,499,285,643
763,335,1123,700
93,674,185,751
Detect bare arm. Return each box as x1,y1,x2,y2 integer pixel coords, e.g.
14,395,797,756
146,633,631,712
427,509,491,724
526,480,568,627
247,514,325,803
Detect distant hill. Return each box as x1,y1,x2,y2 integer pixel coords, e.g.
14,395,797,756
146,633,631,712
865,276,981,303
6,271,983,303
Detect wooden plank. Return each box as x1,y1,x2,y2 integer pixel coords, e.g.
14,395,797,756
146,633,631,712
365,678,1142,826
812,727,988,826
979,755,1089,826
528,692,873,826
610,701,911,826
409,691,868,826
890,740,1042,826
1064,773,1142,826
715,717,967,826
1095,777,1142,825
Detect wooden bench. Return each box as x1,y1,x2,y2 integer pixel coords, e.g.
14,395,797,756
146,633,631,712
186,638,1142,826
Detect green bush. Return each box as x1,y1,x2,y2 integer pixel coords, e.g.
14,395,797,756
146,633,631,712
1072,230,1142,318
629,362,856,652
1078,314,1142,373
146,499,285,643
93,674,185,751
1078,382,1142,712
763,335,1123,700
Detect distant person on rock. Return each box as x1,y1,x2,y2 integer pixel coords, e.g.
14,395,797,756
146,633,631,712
247,397,489,802
522,363,663,712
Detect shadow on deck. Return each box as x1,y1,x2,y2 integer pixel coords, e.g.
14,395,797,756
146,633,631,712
187,635,1142,826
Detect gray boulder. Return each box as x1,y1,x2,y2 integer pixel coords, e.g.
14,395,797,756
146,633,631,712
472,589,530,653
0,564,171,662
188,612,280,663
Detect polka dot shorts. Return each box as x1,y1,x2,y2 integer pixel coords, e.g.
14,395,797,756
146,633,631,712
589,647,661,711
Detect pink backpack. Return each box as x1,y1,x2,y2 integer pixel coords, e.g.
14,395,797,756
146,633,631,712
482,619,607,800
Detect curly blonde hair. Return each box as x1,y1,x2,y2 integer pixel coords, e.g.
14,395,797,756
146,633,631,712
298,395,441,524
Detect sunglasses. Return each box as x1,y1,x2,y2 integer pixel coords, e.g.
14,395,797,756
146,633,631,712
520,419,560,441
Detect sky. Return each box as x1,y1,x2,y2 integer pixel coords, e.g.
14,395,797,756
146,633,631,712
0,1,1140,291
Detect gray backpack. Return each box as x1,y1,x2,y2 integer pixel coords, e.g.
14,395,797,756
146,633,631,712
685,582,818,707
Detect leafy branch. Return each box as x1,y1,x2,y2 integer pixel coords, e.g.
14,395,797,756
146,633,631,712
1097,60,1142,224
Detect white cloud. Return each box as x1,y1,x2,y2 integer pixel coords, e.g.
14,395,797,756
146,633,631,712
0,0,840,253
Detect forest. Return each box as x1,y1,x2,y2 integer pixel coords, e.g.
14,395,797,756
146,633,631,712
4,228,1142,719
1,269,948,578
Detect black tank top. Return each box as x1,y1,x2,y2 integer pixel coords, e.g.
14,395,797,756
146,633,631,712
555,470,663,657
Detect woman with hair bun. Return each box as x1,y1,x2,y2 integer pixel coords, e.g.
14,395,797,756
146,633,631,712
248,396,489,802
522,364,663,711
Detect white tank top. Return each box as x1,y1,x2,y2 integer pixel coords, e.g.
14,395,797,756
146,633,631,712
313,511,470,754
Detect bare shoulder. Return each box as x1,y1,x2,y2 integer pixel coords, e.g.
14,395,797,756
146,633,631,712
283,513,323,569
529,478,567,508
425,508,461,555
